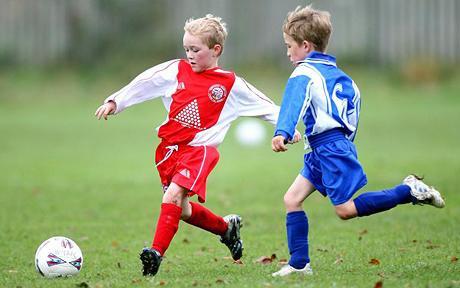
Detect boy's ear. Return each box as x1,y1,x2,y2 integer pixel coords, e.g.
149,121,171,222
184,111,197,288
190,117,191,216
213,44,223,57
303,40,313,52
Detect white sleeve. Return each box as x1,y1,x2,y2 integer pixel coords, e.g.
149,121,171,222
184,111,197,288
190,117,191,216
104,59,179,114
232,77,280,125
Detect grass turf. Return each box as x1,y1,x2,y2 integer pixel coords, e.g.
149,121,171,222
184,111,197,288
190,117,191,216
0,67,459,287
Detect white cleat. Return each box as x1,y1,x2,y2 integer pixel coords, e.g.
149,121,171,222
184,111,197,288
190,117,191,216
272,263,313,277
403,175,445,208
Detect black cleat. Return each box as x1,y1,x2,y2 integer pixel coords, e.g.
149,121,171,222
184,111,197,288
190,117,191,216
140,247,162,276
220,214,243,260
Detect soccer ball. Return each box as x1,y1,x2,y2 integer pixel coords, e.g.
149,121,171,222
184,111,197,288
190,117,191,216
35,236,83,278
235,119,267,146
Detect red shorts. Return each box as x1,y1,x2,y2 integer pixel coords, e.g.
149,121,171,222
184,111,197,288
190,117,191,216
154,141,219,203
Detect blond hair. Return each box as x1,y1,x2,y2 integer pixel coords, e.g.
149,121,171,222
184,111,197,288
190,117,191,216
283,5,332,52
184,14,228,56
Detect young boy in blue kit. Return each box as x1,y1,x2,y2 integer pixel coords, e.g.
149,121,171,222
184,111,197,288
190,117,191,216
271,5,445,277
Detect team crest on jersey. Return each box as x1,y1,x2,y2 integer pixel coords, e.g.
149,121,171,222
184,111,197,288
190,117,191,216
208,84,227,103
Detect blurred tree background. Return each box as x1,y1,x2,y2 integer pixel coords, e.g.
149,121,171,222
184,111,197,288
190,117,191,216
1,2,459,287
0,0,458,75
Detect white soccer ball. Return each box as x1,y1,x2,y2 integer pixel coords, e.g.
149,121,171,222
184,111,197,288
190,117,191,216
235,119,267,146
35,236,83,278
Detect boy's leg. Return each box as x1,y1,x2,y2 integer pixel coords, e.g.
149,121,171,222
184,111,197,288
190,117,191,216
152,182,187,254
182,201,228,235
182,200,243,260
273,174,315,277
351,175,444,218
351,185,413,217
140,182,186,276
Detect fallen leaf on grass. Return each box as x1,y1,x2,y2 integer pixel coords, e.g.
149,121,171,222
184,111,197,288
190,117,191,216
451,256,458,263
426,244,440,249
76,282,90,288
131,278,141,284
359,229,368,235
158,280,166,286
334,258,343,265
117,262,122,269
255,254,277,265
215,278,226,284
374,280,383,288
369,258,380,265
32,186,41,194
233,259,244,265
278,259,288,266
182,238,190,244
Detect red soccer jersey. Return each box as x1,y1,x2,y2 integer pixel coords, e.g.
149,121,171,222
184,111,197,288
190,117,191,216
157,60,236,144
105,59,279,147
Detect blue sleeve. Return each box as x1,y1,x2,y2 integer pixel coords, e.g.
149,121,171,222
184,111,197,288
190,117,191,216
274,75,311,141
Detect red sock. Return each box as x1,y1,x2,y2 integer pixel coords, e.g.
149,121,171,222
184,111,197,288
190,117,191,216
151,203,182,256
184,202,228,236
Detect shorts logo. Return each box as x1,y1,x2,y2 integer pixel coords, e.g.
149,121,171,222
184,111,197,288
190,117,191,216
208,84,227,103
179,169,190,178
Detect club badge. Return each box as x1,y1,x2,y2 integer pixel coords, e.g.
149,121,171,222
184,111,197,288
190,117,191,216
208,84,227,103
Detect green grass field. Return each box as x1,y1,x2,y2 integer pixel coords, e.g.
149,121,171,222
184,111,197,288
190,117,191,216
0,67,459,287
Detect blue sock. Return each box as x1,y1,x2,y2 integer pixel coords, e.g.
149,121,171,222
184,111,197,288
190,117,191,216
354,184,415,217
286,211,310,269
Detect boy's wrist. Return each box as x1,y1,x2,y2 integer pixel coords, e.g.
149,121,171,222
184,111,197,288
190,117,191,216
274,130,291,141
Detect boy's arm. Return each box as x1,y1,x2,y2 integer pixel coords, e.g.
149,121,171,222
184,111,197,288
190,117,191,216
273,74,312,144
97,59,179,118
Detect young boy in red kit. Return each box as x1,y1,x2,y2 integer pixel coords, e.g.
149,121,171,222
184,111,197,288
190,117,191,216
95,14,300,277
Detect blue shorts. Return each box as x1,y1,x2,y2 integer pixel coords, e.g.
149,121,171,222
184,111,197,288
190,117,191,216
301,138,368,205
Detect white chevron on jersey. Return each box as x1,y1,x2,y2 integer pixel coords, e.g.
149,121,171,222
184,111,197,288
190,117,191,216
173,99,203,129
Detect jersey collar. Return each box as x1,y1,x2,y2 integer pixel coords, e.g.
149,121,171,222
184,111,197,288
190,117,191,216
297,51,337,67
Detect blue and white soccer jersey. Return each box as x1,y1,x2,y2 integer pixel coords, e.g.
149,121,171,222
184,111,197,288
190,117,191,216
275,51,367,205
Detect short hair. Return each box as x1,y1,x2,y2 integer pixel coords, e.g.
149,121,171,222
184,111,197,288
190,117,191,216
283,5,332,52
184,14,228,55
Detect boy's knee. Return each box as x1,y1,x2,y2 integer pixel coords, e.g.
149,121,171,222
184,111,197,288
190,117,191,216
163,185,187,206
335,210,353,220
284,193,302,211
180,203,192,220
180,210,191,220
334,203,357,220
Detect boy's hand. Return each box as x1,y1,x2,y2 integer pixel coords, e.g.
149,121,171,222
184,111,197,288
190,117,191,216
272,130,302,152
290,130,302,144
95,101,116,120
272,135,288,152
